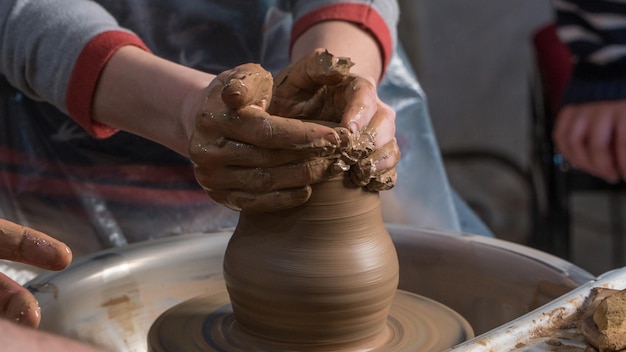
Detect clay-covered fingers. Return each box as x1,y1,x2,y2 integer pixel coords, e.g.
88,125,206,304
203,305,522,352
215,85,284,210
218,63,273,110
270,50,354,120
0,219,72,328
342,95,399,190
0,272,40,327
190,104,340,172
194,105,340,153
353,98,396,158
349,139,401,191
194,157,338,200
0,219,72,271
189,63,344,211
267,49,401,191
274,49,353,93
190,63,340,164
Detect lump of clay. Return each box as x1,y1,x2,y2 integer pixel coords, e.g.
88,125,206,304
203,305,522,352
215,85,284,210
589,288,626,352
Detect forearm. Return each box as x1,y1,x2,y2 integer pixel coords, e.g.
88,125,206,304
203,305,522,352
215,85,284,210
92,46,215,156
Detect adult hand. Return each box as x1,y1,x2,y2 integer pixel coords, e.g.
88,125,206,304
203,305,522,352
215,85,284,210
0,219,72,328
188,63,342,212
270,49,400,191
553,100,626,183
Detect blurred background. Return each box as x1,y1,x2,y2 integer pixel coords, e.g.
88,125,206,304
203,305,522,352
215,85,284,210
396,0,626,276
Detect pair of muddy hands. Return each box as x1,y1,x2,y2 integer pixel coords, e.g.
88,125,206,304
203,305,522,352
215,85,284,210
189,50,400,212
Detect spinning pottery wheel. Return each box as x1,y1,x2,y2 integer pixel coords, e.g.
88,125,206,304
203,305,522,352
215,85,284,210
146,176,473,351
147,288,471,351
141,53,470,350
27,222,594,351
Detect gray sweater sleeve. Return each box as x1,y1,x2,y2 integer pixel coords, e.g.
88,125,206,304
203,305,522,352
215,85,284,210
0,0,130,113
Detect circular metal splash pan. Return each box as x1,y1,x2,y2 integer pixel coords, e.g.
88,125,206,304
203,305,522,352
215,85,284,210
27,225,594,352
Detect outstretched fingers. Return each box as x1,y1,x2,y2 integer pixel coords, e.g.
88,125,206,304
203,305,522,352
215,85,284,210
0,273,40,327
0,219,72,271
0,220,71,328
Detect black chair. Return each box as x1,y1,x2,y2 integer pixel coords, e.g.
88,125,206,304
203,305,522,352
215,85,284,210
529,23,626,265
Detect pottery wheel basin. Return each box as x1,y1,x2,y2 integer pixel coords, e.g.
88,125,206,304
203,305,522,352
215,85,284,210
27,224,594,351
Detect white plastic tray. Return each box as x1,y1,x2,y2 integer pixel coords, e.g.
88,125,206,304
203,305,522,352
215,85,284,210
450,267,626,351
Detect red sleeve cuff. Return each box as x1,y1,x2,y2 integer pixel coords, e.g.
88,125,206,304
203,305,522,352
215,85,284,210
290,3,393,78
66,31,150,139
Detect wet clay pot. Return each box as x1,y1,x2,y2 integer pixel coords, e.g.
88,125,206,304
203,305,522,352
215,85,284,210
223,174,399,349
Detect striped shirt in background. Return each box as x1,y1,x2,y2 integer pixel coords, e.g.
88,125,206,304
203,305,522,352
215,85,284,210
554,0,626,104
